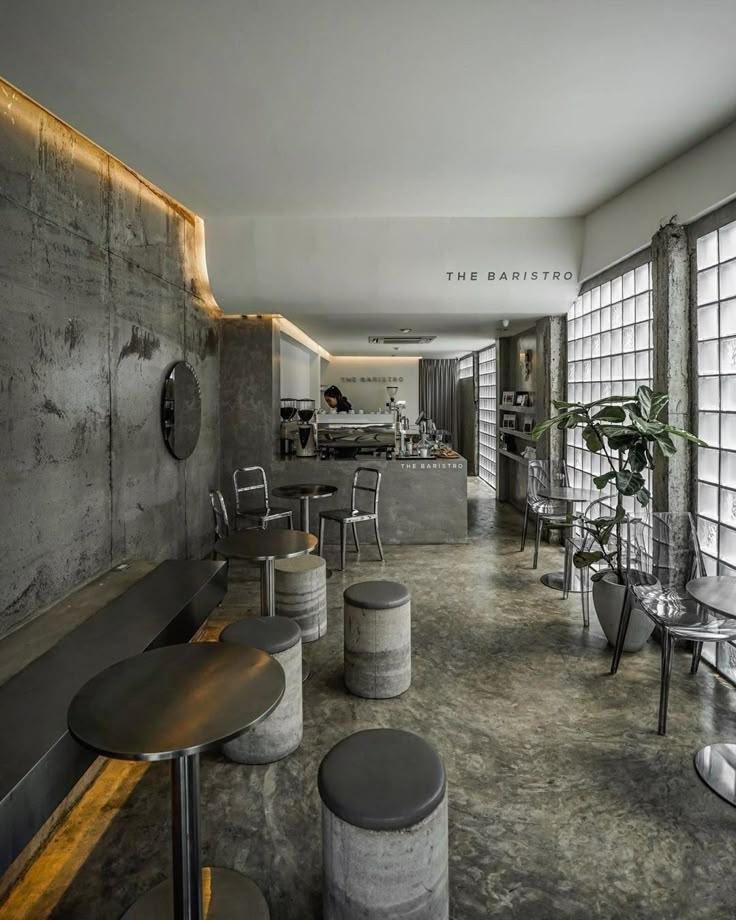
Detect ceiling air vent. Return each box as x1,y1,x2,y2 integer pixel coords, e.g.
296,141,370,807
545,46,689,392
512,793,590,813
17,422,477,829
368,335,436,345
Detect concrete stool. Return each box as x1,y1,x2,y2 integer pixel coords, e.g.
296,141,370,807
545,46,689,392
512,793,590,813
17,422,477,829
318,728,449,920
219,616,302,763
275,554,328,642
343,581,411,698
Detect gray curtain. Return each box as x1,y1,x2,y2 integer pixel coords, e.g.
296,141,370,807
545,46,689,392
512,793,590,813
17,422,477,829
419,359,459,444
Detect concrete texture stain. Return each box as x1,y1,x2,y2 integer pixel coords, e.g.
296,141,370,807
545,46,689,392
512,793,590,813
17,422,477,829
62,318,83,353
40,397,66,419
118,325,161,363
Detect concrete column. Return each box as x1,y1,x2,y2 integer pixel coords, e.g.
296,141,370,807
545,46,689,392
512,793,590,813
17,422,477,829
651,222,692,513
275,555,328,641
344,598,411,699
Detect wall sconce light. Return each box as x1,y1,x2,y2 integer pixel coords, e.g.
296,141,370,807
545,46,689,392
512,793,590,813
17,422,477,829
519,349,532,380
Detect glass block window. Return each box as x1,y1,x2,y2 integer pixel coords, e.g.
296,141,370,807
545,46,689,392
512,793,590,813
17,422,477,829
696,219,736,582
458,354,474,379
566,263,653,498
478,345,497,489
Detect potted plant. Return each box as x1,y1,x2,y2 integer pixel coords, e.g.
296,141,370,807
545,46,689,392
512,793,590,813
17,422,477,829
532,386,705,650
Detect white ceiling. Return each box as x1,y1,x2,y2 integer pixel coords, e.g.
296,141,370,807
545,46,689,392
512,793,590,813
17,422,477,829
3,0,736,353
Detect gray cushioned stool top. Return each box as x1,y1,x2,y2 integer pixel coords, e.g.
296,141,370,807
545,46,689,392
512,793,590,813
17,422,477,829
343,580,410,610
220,616,301,654
318,728,446,831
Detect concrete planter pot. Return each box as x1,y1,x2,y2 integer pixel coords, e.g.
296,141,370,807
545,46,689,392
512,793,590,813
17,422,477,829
592,571,655,652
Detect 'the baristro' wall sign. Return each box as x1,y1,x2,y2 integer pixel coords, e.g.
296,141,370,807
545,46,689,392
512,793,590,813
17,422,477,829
446,270,575,281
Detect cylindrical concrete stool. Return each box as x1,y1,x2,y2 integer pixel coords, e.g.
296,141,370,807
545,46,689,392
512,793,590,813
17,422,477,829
343,581,411,698
319,728,449,920
275,555,328,642
219,616,302,763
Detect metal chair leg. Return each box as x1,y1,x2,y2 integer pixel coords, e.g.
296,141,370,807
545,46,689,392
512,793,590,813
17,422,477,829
658,632,675,736
340,523,347,571
318,517,326,557
373,518,385,561
691,641,703,675
288,511,294,530
532,515,543,569
580,569,590,628
562,538,571,599
352,523,360,556
610,588,633,675
521,504,529,552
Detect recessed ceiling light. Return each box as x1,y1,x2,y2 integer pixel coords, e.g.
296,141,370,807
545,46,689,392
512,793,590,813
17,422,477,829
400,328,412,333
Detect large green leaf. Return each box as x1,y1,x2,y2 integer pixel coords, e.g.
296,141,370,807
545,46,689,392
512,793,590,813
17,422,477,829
573,550,606,569
616,470,645,496
649,394,669,419
583,425,604,452
654,430,677,457
593,471,617,489
637,385,654,418
592,406,626,422
664,425,709,447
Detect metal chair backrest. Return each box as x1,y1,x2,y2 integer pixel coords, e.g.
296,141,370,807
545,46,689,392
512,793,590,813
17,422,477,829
351,467,382,515
527,459,568,504
210,490,230,540
629,512,706,594
233,466,270,517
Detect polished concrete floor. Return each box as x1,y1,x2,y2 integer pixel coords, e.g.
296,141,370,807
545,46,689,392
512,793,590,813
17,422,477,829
4,480,736,919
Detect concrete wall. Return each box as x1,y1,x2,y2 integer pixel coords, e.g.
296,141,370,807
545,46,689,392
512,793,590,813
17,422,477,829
280,334,315,402
220,315,280,510
0,80,220,638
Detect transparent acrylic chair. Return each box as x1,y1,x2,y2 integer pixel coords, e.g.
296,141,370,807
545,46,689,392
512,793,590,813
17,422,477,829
520,459,570,570
611,512,736,735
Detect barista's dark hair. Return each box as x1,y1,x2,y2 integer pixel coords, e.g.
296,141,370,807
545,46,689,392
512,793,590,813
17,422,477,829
324,386,343,399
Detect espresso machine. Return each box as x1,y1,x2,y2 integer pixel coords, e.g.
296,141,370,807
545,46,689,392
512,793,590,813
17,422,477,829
295,398,318,457
280,398,298,456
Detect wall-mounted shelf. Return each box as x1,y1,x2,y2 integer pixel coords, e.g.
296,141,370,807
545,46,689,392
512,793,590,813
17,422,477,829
498,448,529,465
501,430,536,442
498,404,537,415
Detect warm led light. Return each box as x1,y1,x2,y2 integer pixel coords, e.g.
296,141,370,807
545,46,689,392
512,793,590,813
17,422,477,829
278,317,332,360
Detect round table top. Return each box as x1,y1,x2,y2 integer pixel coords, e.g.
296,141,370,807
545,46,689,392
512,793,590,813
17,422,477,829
68,643,285,762
215,528,317,561
539,486,600,504
687,576,736,618
272,483,338,501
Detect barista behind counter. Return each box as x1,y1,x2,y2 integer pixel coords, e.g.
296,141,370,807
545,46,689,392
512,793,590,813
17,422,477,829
323,385,352,413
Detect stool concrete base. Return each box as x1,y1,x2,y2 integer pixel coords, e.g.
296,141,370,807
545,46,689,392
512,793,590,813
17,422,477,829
344,599,411,698
222,639,302,765
322,795,449,919
275,555,328,642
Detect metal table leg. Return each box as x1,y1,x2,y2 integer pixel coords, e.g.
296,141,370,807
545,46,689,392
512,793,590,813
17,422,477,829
299,496,311,533
122,754,269,919
260,558,275,617
262,555,310,681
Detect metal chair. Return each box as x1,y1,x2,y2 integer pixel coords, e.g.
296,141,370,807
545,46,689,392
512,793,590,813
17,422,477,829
318,467,384,571
233,466,293,530
611,512,736,735
520,460,569,569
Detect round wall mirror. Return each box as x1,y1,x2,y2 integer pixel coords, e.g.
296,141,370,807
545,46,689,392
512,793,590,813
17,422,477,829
162,361,202,460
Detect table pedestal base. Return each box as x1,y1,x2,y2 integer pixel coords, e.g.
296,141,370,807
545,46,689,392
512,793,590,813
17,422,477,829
540,570,585,594
694,743,736,806
122,867,270,919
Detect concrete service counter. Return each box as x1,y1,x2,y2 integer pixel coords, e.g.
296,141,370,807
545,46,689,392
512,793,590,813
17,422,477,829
269,456,468,544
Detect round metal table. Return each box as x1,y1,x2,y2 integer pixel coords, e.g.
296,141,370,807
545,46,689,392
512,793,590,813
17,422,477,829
538,486,599,592
215,529,317,617
271,483,337,534
216,529,318,681
688,575,736,806
68,642,285,920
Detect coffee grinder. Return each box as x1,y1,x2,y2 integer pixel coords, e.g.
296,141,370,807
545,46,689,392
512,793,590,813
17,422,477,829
295,398,318,457
280,398,298,456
